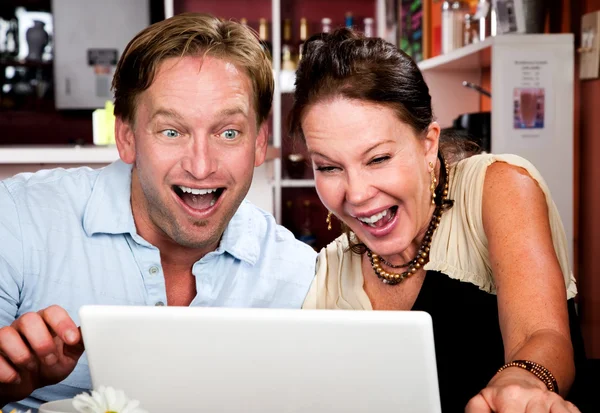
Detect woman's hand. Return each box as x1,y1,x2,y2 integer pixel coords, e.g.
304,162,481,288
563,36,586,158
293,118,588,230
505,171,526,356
465,368,581,413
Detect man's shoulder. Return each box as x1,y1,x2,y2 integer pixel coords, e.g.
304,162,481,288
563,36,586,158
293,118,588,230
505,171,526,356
2,165,100,201
0,166,107,238
237,201,317,265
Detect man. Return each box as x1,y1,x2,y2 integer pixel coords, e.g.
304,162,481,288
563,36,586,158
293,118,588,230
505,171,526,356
0,13,316,410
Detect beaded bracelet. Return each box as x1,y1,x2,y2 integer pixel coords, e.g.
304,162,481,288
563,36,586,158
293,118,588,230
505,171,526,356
496,360,559,394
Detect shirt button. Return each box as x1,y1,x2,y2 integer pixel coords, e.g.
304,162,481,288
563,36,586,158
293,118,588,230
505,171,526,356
149,266,160,275
155,301,165,306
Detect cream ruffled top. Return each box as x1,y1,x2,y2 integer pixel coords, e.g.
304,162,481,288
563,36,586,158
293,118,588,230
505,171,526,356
302,153,577,310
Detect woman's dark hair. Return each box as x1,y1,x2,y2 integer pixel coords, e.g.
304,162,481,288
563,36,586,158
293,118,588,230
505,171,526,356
288,28,479,253
289,28,433,145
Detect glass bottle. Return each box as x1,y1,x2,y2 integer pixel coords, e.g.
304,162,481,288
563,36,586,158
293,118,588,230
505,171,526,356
463,13,479,45
283,18,293,49
282,18,296,71
298,200,317,249
442,1,468,53
473,0,494,41
298,17,308,61
321,17,332,34
345,12,354,28
6,18,19,59
258,18,272,59
363,17,374,37
285,200,298,238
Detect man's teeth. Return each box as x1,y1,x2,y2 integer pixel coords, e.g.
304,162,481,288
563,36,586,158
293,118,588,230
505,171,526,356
358,209,390,225
178,186,217,195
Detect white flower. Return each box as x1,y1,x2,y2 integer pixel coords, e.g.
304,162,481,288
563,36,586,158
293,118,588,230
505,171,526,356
72,386,148,413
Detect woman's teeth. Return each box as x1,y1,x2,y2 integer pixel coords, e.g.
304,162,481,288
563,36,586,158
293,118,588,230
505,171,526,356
358,209,391,226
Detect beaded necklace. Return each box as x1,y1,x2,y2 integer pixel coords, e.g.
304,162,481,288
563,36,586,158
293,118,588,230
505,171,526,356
367,163,450,285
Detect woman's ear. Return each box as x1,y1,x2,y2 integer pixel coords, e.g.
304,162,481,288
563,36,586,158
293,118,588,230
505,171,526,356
115,117,136,164
423,122,441,164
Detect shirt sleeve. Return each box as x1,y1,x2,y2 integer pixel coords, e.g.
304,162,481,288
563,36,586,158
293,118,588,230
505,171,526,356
0,182,24,326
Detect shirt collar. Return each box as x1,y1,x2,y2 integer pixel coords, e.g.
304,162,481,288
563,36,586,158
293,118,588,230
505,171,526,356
215,200,261,265
83,160,137,237
83,162,260,265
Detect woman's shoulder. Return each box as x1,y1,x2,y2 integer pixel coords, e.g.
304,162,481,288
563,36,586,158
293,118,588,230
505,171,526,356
454,153,538,174
451,153,547,198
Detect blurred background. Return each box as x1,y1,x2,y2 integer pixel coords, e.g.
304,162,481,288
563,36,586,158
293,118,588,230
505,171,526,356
0,1,599,401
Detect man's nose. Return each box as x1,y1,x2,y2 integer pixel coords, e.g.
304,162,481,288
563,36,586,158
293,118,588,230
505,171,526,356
181,138,217,180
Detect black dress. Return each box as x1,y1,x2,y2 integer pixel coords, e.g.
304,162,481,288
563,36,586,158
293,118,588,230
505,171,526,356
413,270,589,412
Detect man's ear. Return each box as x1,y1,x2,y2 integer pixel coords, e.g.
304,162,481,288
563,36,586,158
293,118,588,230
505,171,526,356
254,122,269,167
115,117,136,164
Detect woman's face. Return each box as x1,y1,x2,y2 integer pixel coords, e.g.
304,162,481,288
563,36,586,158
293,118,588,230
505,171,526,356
302,98,440,257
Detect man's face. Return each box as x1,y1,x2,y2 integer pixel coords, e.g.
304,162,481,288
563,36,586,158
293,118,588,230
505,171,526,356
116,55,268,253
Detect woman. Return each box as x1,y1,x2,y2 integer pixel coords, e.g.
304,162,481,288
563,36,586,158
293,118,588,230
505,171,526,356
290,29,587,412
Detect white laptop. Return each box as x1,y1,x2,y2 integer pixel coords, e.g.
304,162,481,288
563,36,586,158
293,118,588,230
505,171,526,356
79,305,441,413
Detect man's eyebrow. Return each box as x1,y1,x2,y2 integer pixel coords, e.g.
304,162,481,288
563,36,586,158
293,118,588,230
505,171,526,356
216,106,249,118
150,109,184,121
150,106,249,123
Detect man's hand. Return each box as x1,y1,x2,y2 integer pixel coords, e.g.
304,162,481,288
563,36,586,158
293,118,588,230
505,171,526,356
0,305,84,404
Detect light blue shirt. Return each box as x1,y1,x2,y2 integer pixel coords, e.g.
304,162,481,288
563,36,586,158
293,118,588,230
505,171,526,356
0,160,317,411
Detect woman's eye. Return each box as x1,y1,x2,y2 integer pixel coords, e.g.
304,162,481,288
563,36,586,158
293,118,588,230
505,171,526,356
370,156,390,165
161,129,180,139
316,166,338,173
220,129,240,140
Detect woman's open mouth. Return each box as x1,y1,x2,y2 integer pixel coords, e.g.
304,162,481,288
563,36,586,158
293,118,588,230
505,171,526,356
356,206,398,228
172,185,225,211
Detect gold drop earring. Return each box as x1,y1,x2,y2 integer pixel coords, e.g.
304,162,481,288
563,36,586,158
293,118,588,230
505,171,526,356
429,161,437,205
326,211,332,230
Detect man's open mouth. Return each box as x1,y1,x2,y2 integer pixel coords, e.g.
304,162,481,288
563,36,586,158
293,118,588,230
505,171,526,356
172,185,225,210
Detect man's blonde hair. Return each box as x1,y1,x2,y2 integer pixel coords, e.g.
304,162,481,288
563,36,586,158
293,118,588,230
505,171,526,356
112,13,273,125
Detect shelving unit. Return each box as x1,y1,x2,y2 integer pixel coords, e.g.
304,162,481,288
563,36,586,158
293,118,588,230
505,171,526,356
1,2,574,258
418,33,574,264
275,31,575,261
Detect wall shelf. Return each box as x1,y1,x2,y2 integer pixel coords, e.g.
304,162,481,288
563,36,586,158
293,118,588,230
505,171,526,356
281,179,315,188
417,37,493,72
417,34,569,73
0,145,281,164
0,145,119,164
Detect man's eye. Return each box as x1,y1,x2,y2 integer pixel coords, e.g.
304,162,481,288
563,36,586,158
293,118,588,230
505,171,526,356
220,129,240,140
161,129,180,138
